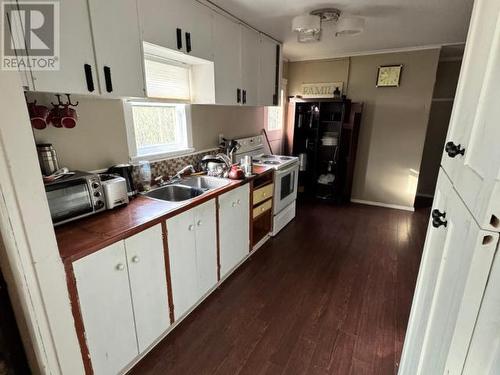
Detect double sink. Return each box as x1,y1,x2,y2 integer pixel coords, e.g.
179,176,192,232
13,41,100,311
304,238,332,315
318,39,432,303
143,176,231,202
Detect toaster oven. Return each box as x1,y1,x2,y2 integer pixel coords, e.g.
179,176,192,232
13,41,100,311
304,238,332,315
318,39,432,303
44,171,105,226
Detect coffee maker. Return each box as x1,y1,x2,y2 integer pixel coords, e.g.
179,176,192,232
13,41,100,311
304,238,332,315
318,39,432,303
107,164,137,197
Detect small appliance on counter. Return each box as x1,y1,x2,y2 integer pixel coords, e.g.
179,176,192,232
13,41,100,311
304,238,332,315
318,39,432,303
107,164,137,197
99,174,129,209
44,171,105,226
36,143,59,176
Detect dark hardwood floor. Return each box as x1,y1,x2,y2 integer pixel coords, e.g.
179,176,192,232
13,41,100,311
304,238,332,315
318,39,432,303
130,201,429,375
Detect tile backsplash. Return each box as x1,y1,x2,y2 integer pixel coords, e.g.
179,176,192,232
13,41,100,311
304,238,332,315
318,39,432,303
131,148,222,190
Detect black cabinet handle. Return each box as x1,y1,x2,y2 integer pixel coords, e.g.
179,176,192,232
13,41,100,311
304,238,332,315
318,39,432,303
237,88,241,103
103,66,113,93
445,141,465,158
432,217,448,228
185,32,191,53
83,64,95,92
176,28,182,50
242,89,247,104
432,209,446,220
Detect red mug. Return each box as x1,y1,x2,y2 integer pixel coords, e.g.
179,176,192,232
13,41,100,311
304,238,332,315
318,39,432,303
28,101,49,130
48,104,63,128
61,105,77,128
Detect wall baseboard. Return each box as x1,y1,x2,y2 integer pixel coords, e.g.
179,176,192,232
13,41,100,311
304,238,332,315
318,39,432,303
351,198,415,212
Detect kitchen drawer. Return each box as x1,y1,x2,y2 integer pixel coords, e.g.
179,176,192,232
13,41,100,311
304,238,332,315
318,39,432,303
253,183,274,206
253,199,273,219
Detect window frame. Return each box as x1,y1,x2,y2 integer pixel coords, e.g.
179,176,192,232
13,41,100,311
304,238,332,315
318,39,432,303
123,100,194,162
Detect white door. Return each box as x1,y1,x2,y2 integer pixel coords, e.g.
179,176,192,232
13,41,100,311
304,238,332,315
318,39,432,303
440,0,500,230
218,184,250,278
166,209,198,319
139,0,213,60
213,13,241,105
258,35,278,106
193,199,218,297
73,242,138,375
462,244,500,375
240,26,260,106
124,224,170,353
399,169,498,375
7,0,97,94
88,0,145,97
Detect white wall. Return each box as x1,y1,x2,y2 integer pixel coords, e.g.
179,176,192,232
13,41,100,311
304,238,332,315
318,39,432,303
28,93,266,171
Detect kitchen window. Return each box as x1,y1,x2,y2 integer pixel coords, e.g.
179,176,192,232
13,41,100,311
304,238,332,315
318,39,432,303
123,101,193,161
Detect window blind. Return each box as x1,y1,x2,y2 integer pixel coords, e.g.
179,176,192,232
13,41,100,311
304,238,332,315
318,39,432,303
144,57,191,100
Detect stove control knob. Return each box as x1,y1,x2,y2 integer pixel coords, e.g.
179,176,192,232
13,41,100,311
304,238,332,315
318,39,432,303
95,200,104,209
94,191,101,198
92,182,100,189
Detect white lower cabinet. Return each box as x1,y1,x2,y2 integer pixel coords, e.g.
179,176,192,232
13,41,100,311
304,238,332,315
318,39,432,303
219,184,250,278
73,224,169,374
399,169,498,375
167,199,217,320
125,225,170,352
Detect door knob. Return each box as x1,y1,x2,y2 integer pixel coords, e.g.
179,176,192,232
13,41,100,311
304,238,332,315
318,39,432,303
197,220,202,227
445,141,465,158
116,263,125,271
131,256,140,263
432,209,446,220
232,201,237,207
237,199,241,205
188,224,195,231
432,217,448,228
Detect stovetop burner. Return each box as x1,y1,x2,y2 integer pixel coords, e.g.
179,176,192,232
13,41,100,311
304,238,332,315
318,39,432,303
260,155,275,159
261,160,280,165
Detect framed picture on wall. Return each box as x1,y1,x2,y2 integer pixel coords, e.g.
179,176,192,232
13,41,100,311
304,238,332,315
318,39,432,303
376,65,403,87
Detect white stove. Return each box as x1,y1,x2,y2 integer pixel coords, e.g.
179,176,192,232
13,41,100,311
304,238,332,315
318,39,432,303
233,135,299,238
252,154,299,170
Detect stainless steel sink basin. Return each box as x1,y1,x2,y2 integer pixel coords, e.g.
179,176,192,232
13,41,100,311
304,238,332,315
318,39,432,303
179,176,231,190
144,184,204,202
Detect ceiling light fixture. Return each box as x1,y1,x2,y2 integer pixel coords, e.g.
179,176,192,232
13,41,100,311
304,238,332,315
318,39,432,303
291,14,321,43
335,16,365,37
292,7,364,42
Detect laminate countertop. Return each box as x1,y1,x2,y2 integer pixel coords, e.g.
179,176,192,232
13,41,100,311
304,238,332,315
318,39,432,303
55,166,274,263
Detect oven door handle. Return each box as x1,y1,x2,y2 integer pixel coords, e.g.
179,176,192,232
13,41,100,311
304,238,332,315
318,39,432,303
275,163,299,177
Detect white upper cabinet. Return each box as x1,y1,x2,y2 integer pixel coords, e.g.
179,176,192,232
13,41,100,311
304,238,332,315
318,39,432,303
124,225,170,353
139,0,213,61
240,26,260,106
88,0,146,98
213,12,241,105
13,0,97,95
440,0,500,231
399,169,498,375
218,184,250,278
258,35,279,106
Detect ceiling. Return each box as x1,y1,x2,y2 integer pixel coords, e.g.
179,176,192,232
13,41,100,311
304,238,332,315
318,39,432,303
209,0,473,61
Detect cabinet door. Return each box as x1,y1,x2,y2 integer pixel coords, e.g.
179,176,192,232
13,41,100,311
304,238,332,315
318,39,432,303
125,224,169,353
166,209,198,319
440,0,500,230
213,13,241,105
399,169,498,375
258,35,278,106
73,242,138,375
194,199,218,296
240,26,260,106
219,184,250,278
139,0,213,60
15,0,97,94
462,243,500,375
88,0,145,97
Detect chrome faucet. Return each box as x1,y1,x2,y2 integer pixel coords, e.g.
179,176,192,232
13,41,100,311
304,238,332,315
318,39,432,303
171,164,196,181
